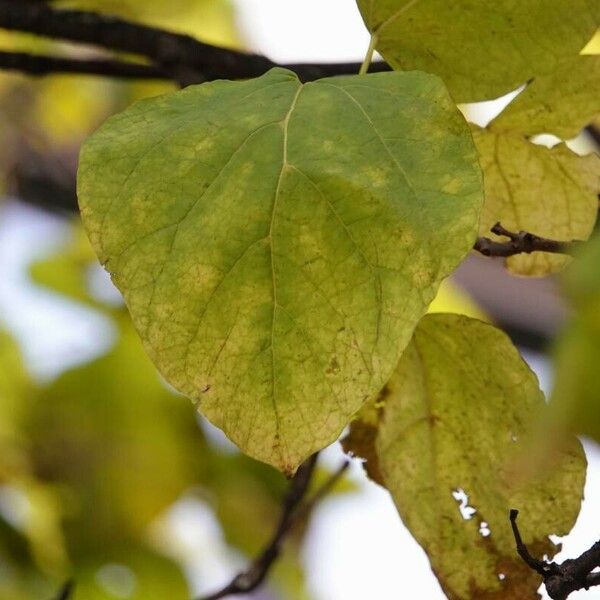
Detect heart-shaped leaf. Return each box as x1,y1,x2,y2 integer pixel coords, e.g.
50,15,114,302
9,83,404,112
77,68,482,472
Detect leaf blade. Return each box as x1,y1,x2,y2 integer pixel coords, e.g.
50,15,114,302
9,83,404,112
352,314,586,598
78,68,483,471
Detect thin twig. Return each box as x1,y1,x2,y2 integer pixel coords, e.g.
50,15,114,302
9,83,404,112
510,509,600,600
197,456,350,600
197,453,318,600
474,222,579,258
297,459,350,519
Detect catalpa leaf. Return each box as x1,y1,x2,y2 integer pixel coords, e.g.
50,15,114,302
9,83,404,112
77,68,482,472
473,126,599,276
357,0,600,102
369,314,586,599
491,55,600,139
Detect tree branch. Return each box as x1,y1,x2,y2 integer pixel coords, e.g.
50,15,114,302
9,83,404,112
0,0,390,84
0,50,166,79
510,509,600,600
197,455,350,600
474,223,580,258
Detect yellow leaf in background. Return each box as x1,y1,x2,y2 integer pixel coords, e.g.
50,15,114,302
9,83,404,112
55,0,241,48
32,77,114,147
473,125,600,276
427,279,487,321
351,314,586,599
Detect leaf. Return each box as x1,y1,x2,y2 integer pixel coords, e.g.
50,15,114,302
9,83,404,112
341,394,385,485
550,233,600,442
356,0,600,102
77,67,483,472
370,314,586,599
472,125,599,276
427,279,487,321
491,55,600,139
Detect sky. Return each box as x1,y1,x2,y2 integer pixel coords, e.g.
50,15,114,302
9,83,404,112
0,1,598,598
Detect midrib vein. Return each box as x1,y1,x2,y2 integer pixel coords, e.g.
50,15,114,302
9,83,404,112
268,83,303,460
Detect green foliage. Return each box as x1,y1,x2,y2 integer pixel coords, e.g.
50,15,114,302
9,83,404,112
491,55,600,139
550,233,600,442
356,0,600,102
77,67,483,472
2,1,600,598
346,314,586,599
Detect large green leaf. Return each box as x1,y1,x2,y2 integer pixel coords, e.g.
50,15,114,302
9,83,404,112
472,126,599,276
356,0,600,102
77,67,483,472
347,314,586,599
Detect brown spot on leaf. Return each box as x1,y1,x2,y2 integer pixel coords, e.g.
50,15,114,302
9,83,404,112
342,421,384,486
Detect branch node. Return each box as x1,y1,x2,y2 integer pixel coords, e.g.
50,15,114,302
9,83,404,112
474,222,577,258
510,510,600,599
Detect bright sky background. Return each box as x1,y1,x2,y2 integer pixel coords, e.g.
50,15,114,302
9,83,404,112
0,1,598,598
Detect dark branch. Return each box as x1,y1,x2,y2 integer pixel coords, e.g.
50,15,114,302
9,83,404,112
474,223,579,258
587,571,600,588
510,509,600,600
0,1,390,84
0,50,166,79
197,456,350,600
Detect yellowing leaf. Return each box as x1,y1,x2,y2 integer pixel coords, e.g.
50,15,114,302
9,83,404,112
472,126,599,276
357,0,600,102
491,55,600,139
374,314,586,599
77,68,483,472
